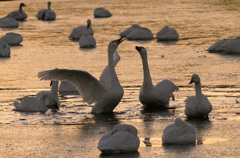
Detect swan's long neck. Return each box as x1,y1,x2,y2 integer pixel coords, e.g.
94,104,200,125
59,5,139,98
195,81,203,105
48,3,51,10
141,55,153,90
51,81,59,102
19,5,23,12
108,47,120,87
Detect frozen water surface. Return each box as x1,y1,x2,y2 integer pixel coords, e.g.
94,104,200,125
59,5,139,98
0,0,240,157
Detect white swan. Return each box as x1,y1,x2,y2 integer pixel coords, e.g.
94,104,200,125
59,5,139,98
79,33,96,48
162,118,196,144
207,37,240,54
0,41,11,57
127,27,153,40
0,32,23,45
7,3,27,21
120,24,141,38
185,74,212,118
37,1,56,21
0,17,19,28
38,38,124,114
98,124,140,153
156,26,179,41
136,46,178,109
14,81,59,112
59,51,120,92
69,19,94,40
94,8,112,18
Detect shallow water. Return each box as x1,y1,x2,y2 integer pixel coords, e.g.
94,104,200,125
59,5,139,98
0,0,240,157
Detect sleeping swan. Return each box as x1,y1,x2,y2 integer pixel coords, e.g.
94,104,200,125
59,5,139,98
0,32,23,45
0,17,19,28
0,41,11,57
162,118,196,144
136,46,178,109
14,81,59,112
37,1,56,21
38,38,124,114
69,19,94,40
98,124,140,153
185,74,212,118
7,3,27,21
94,8,112,18
79,33,96,48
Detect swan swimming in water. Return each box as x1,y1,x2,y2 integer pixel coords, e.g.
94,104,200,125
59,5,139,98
7,3,27,21
120,24,141,38
14,81,59,112
98,124,140,153
37,1,56,21
38,38,124,114
0,17,19,28
0,32,23,45
126,27,153,40
0,41,11,57
136,46,178,109
69,19,94,40
94,8,112,18
156,26,179,41
185,74,212,118
79,33,96,48
162,118,196,144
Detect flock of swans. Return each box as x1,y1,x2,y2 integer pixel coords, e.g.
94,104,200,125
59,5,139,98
0,1,217,154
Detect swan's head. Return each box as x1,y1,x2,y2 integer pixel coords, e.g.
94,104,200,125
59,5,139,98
87,19,92,28
135,46,147,58
20,3,27,8
111,124,138,135
108,38,124,52
48,1,52,6
46,100,59,110
189,74,200,84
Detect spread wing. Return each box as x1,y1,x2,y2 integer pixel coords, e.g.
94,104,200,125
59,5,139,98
38,68,106,104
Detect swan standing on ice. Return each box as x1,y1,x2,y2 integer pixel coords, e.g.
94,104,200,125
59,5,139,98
156,26,179,41
7,3,27,21
136,46,178,109
79,33,96,48
94,8,112,18
185,74,212,118
0,41,11,57
162,118,196,144
98,124,140,153
0,32,23,45
38,38,124,114
120,24,141,38
69,19,94,40
0,17,19,28
14,81,59,112
37,1,56,21
126,27,153,40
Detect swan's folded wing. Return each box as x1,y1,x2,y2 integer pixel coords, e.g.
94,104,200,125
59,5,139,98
38,69,105,104
155,80,179,94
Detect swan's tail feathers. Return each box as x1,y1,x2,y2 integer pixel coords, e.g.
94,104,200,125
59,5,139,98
13,101,20,109
155,80,179,94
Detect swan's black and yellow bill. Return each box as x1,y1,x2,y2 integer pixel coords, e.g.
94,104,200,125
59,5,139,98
189,78,194,84
135,46,143,51
114,38,124,44
46,100,59,111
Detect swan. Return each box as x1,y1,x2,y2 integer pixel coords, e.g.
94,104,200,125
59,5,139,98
136,46,178,109
37,1,56,21
0,17,19,28
207,37,240,54
0,41,11,57
156,26,179,41
14,81,59,112
0,32,23,45
59,51,120,92
69,19,94,40
162,118,196,144
7,3,27,21
38,38,124,114
79,33,96,48
98,124,140,153
94,8,112,18
126,27,153,40
120,24,141,38
185,74,212,118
